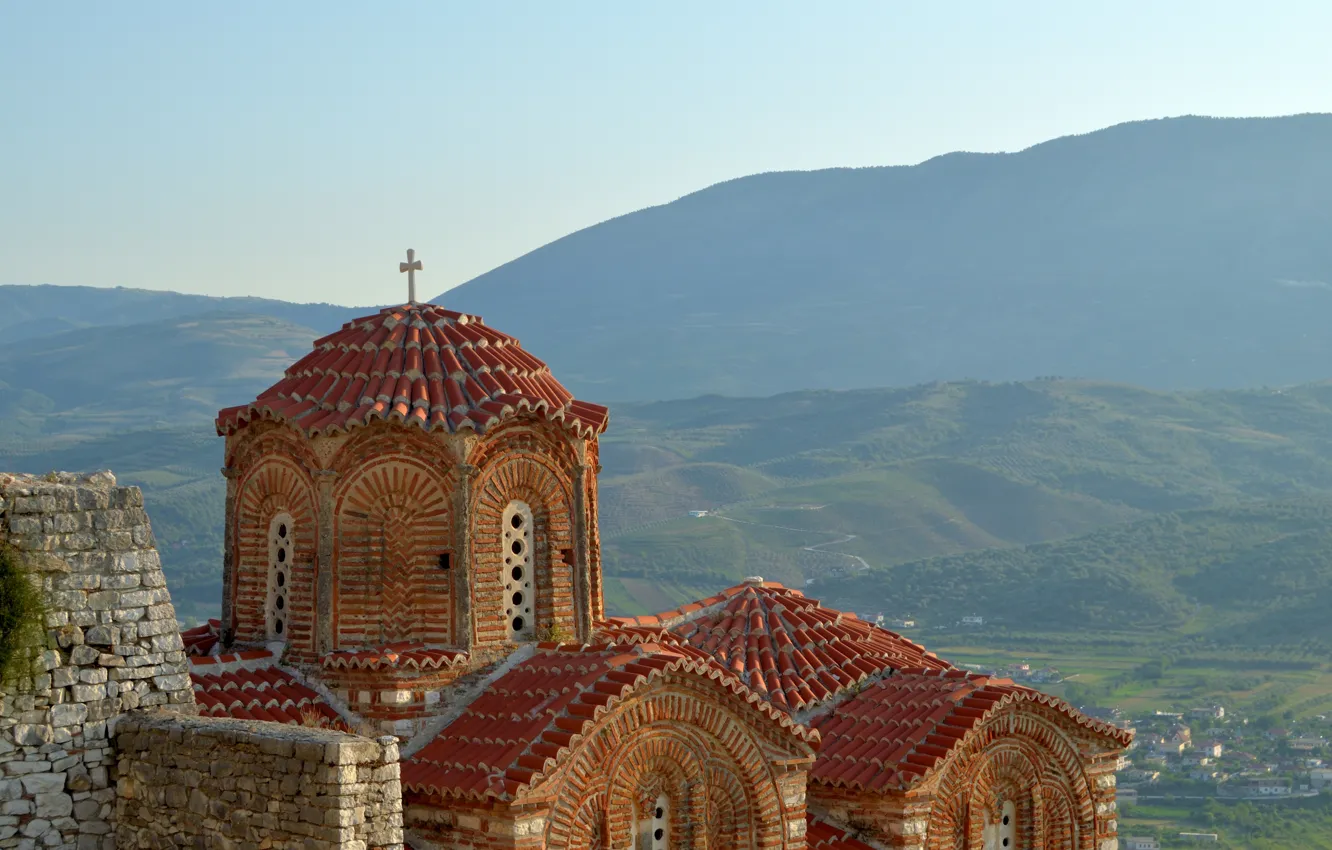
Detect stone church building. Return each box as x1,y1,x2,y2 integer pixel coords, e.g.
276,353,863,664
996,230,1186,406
177,296,1130,849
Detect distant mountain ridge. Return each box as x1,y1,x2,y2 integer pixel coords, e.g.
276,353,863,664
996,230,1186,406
7,115,1332,402
0,285,369,344
440,114,1332,400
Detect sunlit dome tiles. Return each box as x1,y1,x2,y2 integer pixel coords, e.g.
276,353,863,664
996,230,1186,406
216,303,609,439
604,582,950,713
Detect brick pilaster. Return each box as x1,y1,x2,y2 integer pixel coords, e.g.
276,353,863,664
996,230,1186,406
315,468,339,656
220,464,238,646
571,462,592,642
454,463,478,649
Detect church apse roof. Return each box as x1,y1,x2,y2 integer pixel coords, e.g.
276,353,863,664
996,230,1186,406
600,581,950,713
811,668,1135,792
401,642,816,801
216,303,609,439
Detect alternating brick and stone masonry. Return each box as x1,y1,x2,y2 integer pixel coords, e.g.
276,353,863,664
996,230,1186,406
114,713,402,849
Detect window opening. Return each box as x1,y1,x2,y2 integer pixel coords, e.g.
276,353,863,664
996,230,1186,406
267,514,294,641
502,501,534,640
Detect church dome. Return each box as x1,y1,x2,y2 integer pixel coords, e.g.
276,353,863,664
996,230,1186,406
216,303,609,438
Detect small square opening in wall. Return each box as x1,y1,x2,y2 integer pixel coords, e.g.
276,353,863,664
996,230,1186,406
438,552,451,571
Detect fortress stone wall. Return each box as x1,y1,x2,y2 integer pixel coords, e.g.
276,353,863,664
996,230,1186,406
0,472,195,850
115,714,403,850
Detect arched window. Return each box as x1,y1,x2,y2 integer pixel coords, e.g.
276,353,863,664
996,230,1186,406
267,514,294,641
502,501,535,640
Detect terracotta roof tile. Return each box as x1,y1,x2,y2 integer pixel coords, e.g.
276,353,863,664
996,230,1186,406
810,668,1134,792
216,303,609,439
600,582,949,713
190,662,341,728
805,815,878,850
181,620,221,657
402,642,815,801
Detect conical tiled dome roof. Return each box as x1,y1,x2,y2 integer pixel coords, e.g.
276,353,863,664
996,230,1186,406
216,303,609,438
601,582,950,713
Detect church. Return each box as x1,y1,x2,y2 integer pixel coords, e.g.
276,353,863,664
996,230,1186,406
183,258,1131,849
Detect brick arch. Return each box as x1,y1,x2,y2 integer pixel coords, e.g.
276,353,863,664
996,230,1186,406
565,790,609,850
964,745,1041,850
924,706,1098,850
466,417,581,479
226,420,320,475
703,762,752,850
544,682,794,850
470,451,574,645
606,743,700,849
1041,780,1078,850
333,455,452,647
233,456,316,650
327,421,457,478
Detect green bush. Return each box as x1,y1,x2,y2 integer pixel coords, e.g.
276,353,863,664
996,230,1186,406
0,543,46,690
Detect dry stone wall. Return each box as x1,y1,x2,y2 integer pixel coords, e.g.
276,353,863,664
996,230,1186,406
0,472,195,850
115,713,403,850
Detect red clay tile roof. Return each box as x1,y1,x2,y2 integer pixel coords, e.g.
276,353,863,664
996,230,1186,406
805,815,878,850
321,642,467,672
181,620,221,657
602,582,949,713
402,642,816,801
191,662,342,727
811,668,1135,792
216,303,609,439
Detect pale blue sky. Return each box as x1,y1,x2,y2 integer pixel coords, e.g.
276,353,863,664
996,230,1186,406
2,2,1330,307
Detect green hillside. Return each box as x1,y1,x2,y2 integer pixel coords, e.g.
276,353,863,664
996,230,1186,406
7,373,1332,637
598,379,1332,615
815,499,1332,640
0,311,322,434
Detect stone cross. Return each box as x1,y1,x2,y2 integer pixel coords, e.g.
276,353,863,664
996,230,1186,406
400,248,423,304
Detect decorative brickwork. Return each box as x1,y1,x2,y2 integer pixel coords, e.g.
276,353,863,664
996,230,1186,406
231,452,317,653
403,646,816,850
470,433,578,647
335,456,453,648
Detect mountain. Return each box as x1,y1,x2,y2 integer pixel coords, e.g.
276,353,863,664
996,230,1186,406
0,284,367,345
0,311,325,436
442,114,1332,401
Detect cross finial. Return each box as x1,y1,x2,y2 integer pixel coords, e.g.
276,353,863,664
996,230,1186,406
399,248,423,304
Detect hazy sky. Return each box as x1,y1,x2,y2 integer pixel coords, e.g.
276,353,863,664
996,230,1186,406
3,2,1330,307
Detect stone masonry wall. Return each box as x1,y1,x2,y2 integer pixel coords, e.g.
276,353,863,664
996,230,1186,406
115,713,403,850
0,472,195,850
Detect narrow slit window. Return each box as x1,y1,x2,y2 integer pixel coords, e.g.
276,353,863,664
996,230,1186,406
266,514,294,641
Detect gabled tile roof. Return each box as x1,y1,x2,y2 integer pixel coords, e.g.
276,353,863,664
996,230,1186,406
402,642,816,801
805,815,878,850
191,659,342,727
811,668,1135,792
321,642,468,672
181,619,221,657
603,582,949,713
216,303,609,439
